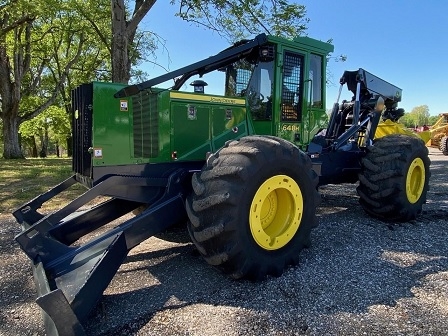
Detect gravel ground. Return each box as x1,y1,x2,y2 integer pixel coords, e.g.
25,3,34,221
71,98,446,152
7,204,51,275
0,147,447,336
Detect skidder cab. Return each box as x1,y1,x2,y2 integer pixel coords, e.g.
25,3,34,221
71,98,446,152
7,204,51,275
13,33,430,335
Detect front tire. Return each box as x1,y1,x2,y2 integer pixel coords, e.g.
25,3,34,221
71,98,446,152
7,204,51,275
186,136,319,280
357,134,430,222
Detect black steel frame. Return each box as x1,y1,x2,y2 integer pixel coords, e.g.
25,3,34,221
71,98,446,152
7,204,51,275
13,167,197,336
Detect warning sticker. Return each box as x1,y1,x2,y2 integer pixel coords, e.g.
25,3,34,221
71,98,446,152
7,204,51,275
94,148,103,158
120,100,128,111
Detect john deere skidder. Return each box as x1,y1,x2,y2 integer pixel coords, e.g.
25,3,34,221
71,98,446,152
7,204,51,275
12,33,430,335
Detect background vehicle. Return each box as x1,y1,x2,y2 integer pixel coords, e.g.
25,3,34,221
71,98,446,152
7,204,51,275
12,33,430,335
426,113,448,155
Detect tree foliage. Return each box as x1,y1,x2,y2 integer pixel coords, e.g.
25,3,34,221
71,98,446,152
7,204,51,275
409,105,430,128
399,113,414,128
105,0,309,83
399,105,432,128
1,0,37,158
20,105,70,157
0,0,111,158
1,0,311,158
428,115,439,126
173,0,308,41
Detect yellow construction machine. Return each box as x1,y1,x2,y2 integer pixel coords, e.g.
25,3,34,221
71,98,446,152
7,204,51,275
426,113,448,154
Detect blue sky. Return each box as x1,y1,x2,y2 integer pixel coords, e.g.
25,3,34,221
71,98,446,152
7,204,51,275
140,1,447,116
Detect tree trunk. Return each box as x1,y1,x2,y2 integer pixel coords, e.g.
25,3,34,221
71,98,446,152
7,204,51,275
56,140,60,157
66,136,72,157
110,0,156,83
39,126,49,158
0,68,25,156
32,136,38,157
0,27,25,159
111,0,131,83
2,112,24,159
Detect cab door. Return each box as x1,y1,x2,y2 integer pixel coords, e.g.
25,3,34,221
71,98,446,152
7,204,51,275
247,60,276,136
276,49,305,146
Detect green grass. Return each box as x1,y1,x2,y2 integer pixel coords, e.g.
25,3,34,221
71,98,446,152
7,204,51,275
0,158,86,216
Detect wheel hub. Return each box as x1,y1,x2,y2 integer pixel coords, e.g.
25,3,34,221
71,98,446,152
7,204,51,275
406,157,425,204
250,175,303,250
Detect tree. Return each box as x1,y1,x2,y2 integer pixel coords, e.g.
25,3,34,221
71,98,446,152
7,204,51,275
1,0,310,158
399,113,415,128
20,105,70,157
110,0,157,83
89,0,309,83
44,2,111,156
0,1,36,158
174,0,308,41
409,105,430,128
428,115,439,126
0,0,85,158
0,0,109,159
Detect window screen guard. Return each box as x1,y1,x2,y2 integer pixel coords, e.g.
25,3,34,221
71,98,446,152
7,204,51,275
281,52,304,122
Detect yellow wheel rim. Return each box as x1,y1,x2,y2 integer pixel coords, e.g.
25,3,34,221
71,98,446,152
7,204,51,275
406,158,425,204
249,175,303,250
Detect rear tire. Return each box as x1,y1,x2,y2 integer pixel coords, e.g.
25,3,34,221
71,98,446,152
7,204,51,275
440,135,448,155
357,134,430,222
186,136,319,280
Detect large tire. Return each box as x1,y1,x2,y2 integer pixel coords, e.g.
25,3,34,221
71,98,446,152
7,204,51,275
357,134,430,222
440,135,448,155
186,136,319,280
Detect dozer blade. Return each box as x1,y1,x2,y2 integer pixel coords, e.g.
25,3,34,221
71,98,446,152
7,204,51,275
12,170,190,336
31,233,127,336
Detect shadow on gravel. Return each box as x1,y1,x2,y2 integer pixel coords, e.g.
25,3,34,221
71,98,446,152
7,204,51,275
2,150,445,336
79,153,448,335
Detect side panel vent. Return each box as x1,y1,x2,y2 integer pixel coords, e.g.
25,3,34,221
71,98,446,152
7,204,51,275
132,92,159,158
71,84,93,177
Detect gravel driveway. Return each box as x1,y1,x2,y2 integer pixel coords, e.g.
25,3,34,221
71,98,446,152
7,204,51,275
1,147,447,336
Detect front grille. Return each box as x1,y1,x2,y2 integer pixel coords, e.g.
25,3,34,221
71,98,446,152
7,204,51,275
132,91,159,158
71,84,93,177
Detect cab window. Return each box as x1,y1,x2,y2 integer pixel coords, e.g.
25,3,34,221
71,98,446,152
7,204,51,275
246,61,274,120
310,54,323,108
